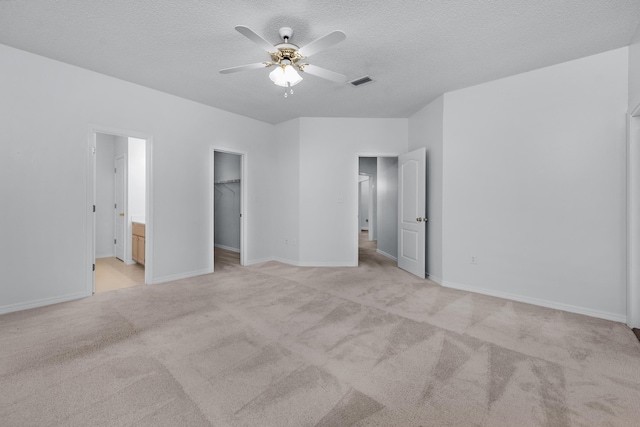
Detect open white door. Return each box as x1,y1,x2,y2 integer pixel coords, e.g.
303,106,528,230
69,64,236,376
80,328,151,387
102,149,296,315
114,156,125,261
398,148,426,278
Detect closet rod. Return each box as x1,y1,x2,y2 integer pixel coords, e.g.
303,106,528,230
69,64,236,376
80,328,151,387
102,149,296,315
214,179,240,184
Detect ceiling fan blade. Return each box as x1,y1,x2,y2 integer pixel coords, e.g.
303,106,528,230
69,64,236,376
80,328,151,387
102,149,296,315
235,25,275,53
300,64,346,84
298,30,346,57
219,62,268,74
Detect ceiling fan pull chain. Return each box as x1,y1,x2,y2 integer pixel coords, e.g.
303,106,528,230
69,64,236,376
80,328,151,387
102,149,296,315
284,81,294,98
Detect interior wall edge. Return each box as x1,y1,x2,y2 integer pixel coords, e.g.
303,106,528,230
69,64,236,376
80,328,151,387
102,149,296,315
442,279,626,323
427,274,443,285
0,292,88,316
375,249,397,262
214,244,240,253
147,267,214,285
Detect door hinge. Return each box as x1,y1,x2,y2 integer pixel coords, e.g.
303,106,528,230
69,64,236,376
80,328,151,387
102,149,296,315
114,239,117,244
92,146,96,155
93,205,96,213
114,168,117,173
92,264,95,272
114,203,117,209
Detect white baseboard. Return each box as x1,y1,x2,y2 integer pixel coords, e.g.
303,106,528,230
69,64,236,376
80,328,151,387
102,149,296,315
271,257,300,266
245,257,356,268
376,249,397,261
149,268,213,285
441,279,626,323
96,252,114,259
215,244,240,253
427,274,443,285
299,261,357,267
0,292,87,315
244,256,276,266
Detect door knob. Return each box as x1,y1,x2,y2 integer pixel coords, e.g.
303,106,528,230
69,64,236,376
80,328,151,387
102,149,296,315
119,213,124,217
416,217,422,222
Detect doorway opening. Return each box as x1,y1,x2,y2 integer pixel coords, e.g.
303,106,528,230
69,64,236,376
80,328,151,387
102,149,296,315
357,156,399,264
212,149,246,271
88,130,151,295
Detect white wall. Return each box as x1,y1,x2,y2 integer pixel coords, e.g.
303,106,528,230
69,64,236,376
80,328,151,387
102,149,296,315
376,157,398,259
0,43,274,314
128,137,146,223
271,119,300,264
408,96,444,282
298,118,408,266
629,23,640,112
628,23,640,327
442,48,628,321
95,133,116,258
214,151,241,252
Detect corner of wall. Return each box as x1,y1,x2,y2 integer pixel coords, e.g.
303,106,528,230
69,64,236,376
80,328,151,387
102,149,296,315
629,22,640,112
271,118,301,264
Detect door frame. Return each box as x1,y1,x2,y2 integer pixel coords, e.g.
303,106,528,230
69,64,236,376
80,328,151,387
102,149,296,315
210,146,247,270
628,102,640,328
86,125,153,295
114,154,127,262
354,152,400,265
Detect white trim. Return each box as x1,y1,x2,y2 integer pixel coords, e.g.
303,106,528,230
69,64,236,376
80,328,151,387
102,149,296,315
96,253,115,259
145,136,154,286
376,249,397,261
215,244,240,253
0,293,87,315
114,154,128,264
299,261,357,267
271,257,301,266
211,147,248,273
427,274,443,285
244,257,276,266
244,257,357,268
149,268,213,285
86,131,97,296
442,279,626,323
627,102,640,328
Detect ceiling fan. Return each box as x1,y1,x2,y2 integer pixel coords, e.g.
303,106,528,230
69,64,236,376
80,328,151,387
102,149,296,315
220,25,347,97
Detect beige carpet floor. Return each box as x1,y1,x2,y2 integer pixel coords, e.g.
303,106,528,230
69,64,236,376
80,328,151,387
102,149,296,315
1,235,640,426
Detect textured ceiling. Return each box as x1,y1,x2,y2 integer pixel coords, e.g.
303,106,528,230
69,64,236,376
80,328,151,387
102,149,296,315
0,0,639,124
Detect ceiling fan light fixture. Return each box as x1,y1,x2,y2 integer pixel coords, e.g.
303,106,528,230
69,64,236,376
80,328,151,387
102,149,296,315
269,64,303,88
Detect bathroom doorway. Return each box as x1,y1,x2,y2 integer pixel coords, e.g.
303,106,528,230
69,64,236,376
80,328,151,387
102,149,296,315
91,132,149,293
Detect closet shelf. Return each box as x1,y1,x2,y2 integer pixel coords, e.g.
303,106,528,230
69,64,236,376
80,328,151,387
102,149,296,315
214,179,239,195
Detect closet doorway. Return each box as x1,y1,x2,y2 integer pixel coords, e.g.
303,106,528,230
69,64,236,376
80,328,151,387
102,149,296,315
212,149,246,270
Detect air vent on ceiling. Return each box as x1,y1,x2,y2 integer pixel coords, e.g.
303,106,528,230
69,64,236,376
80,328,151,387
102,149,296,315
350,76,373,87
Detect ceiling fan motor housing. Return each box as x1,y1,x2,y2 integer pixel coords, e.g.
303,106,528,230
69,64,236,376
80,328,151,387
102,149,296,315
278,27,293,42
270,44,304,66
